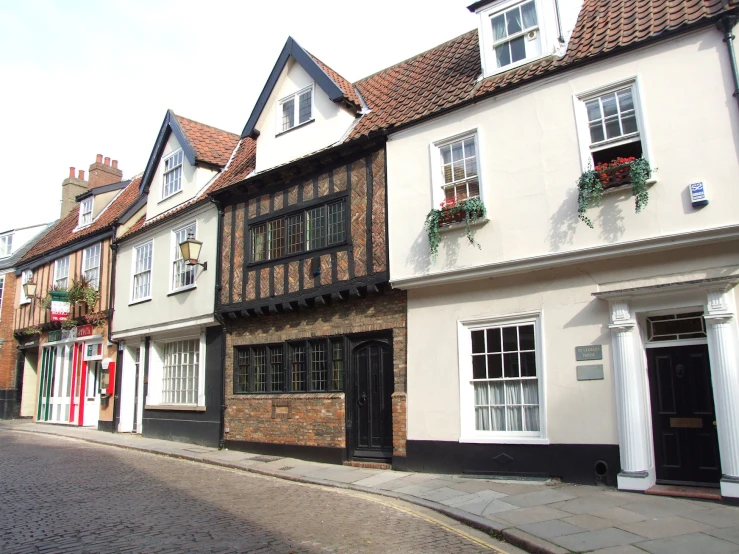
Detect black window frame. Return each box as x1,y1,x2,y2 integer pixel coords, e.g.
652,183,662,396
234,337,346,394
247,198,348,265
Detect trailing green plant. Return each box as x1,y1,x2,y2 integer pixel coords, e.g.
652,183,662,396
425,196,487,260
577,157,653,228
83,310,108,328
21,326,42,336
67,275,100,310
61,318,78,330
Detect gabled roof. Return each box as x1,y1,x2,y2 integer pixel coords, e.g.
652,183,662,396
215,0,736,192
139,110,239,195
20,178,142,266
0,222,57,272
241,37,362,139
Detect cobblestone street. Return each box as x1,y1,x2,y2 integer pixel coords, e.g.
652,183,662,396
0,431,511,553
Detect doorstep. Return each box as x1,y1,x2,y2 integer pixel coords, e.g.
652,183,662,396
646,483,722,501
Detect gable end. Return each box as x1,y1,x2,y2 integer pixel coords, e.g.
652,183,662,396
139,110,198,195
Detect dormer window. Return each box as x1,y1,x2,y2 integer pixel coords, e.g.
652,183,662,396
79,198,93,227
0,233,12,258
278,85,313,134
162,149,183,199
491,1,540,69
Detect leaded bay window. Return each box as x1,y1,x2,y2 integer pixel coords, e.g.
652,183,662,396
249,199,347,263
234,338,345,394
132,241,153,301
162,339,200,404
162,149,184,199
82,243,101,289
172,223,196,290
583,85,643,166
471,323,540,434
279,85,313,133
54,256,70,289
491,0,540,69
440,136,479,201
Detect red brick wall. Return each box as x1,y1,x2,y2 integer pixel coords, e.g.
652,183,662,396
224,289,407,453
0,274,17,390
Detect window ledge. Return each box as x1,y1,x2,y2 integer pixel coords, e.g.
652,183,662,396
168,285,197,297
439,217,490,234
275,118,315,137
602,179,657,196
145,404,206,412
129,297,152,306
159,189,183,204
460,436,549,445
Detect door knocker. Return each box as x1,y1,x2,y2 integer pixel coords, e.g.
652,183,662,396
357,392,367,407
675,364,686,379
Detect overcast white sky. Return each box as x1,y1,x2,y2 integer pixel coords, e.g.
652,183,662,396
0,0,477,231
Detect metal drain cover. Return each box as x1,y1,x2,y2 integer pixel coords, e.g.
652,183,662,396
249,455,283,463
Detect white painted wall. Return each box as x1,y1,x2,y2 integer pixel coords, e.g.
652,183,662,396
387,28,739,282
146,133,218,220
112,202,218,335
253,58,357,173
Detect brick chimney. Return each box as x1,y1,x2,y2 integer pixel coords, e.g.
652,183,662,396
61,166,88,220
88,153,123,189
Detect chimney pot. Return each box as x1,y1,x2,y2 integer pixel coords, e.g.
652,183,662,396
112,159,118,169
79,170,85,180
104,156,110,166
69,167,76,178
96,154,103,164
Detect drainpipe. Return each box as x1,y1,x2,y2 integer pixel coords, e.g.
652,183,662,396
108,236,121,433
718,15,739,111
212,197,227,450
553,0,565,43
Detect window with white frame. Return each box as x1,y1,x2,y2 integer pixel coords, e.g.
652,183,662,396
20,270,32,303
461,315,543,439
577,82,644,169
79,198,93,227
439,135,480,202
162,339,200,404
172,223,196,291
490,0,540,69
82,243,101,289
132,241,153,301
54,256,70,289
0,233,12,258
278,85,313,133
162,149,184,199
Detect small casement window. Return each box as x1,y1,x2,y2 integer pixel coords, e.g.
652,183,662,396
235,338,345,394
470,322,541,434
132,241,153,301
646,312,707,342
20,269,32,303
278,85,313,133
162,150,184,199
54,256,70,289
79,198,93,227
162,339,200,404
583,85,643,166
172,223,196,290
249,200,346,263
491,0,540,69
0,234,12,258
82,243,101,289
440,136,480,201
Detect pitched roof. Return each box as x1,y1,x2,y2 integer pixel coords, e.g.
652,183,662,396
174,113,240,167
214,0,735,193
307,52,363,111
20,178,142,265
0,222,57,271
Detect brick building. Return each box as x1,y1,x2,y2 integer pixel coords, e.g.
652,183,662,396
0,222,54,418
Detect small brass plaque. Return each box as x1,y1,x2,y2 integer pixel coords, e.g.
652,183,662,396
275,406,289,415
670,417,703,429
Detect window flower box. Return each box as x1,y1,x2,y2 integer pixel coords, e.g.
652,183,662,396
577,157,653,228
425,196,487,260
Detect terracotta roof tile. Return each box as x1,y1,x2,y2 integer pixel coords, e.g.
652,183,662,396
173,114,240,167
207,138,257,193
307,52,363,111
21,178,142,265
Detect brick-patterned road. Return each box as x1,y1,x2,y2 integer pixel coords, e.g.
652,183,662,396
0,432,500,553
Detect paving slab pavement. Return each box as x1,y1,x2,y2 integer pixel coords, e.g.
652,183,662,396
3,419,739,554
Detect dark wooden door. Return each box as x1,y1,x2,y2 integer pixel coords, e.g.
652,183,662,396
647,345,721,485
352,342,393,460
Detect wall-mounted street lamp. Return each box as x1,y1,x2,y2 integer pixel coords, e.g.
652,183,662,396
179,232,207,270
23,279,38,300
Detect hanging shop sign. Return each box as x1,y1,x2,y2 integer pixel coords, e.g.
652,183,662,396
76,324,93,338
50,290,70,322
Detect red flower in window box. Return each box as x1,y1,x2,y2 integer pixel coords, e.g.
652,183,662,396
594,156,637,188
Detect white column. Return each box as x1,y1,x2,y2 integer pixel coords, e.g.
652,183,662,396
704,287,739,499
609,300,656,491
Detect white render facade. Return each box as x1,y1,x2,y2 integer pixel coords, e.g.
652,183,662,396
387,20,739,498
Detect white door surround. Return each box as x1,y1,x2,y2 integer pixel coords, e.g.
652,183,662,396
595,276,739,499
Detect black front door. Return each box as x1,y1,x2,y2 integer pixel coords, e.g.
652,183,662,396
351,342,393,460
647,344,721,485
